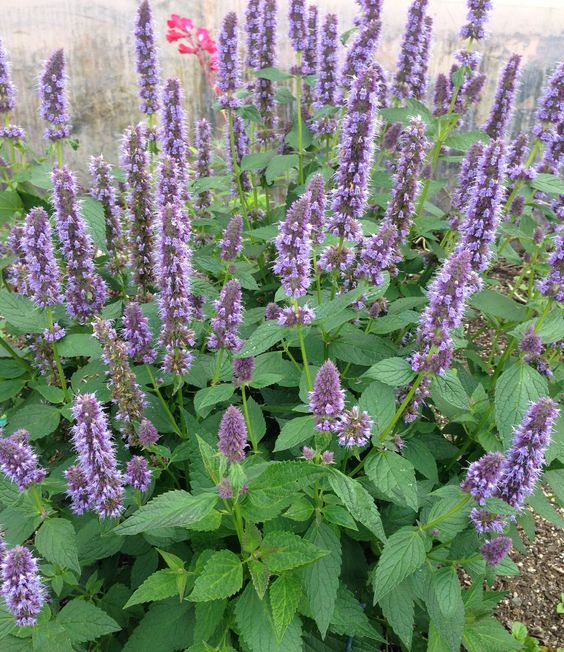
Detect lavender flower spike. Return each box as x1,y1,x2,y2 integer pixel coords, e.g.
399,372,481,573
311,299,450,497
39,49,71,141
460,0,493,41
496,397,559,510
336,406,373,448
194,118,213,215
22,207,62,308
0,39,16,114
329,65,381,242
245,0,262,69
450,141,486,227
392,0,429,100
52,166,107,321
289,0,307,53
64,464,92,515
138,418,159,448
208,279,244,352
307,173,327,245
217,12,240,108
411,16,433,101
123,301,156,364
220,214,244,261
533,61,564,143
160,78,189,191
233,357,255,386
218,405,248,463
70,393,124,518
1,546,47,626
313,13,339,135
126,456,151,492
0,429,47,490
483,55,522,140
134,0,160,115
255,0,278,142
274,193,312,298
303,5,318,79
537,226,564,303
309,360,345,431
519,326,543,363
480,536,512,566
460,451,505,504
455,139,506,273
340,20,382,96
121,125,155,293
356,222,400,286
157,203,195,375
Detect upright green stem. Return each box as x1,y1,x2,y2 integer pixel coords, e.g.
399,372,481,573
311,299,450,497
227,109,251,228
293,300,312,391
47,307,69,402
241,385,257,453
145,365,182,436
212,349,225,386
0,336,34,373
31,485,45,516
295,51,304,184
233,503,245,548
56,141,63,169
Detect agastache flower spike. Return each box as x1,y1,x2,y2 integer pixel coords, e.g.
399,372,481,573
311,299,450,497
39,49,71,141
537,226,564,302
160,78,189,191
460,451,505,504
455,140,506,273
121,125,155,293
64,464,92,515
226,113,251,193
52,166,107,321
483,54,522,139
303,5,319,78
156,156,190,240
496,397,559,510
411,16,432,101
138,418,159,448
220,215,244,261
470,509,506,535
0,429,47,490
393,0,429,100
22,207,62,308
356,222,400,286
245,0,262,69
480,536,512,566
208,279,244,352
123,301,156,364
1,546,47,626
307,174,326,245
533,61,564,143
274,193,312,298
89,155,126,272
355,0,382,26
309,360,345,431
329,65,381,242
93,318,146,445
126,456,151,492
433,74,449,116
218,405,248,463
254,0,278,142
217,12,240,108
233,357,255,386
336,406,373,448
70,394,124,519
460,0,493,40
340,20,382,96
519,326,543,363
194,118,213,215
313,13,339,135
289,0,307,53
157,203,195,375
0,39,16,113
450,141,486,226
134,0,160,115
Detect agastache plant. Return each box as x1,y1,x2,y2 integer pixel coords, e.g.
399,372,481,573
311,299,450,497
254,0,278,142
134,0,160,116
288,0,307,54
392,0,429,100
313,13,339,135
340,20,381,96
218,405,248,463
0,429,47,490
123,301,156,365
537,226,564,302
309,360,345,431
39,49,70,141
1,546,47,626
208,279,244,352
0,38,16,114
160,78,189,190
460,0,493,40
194,118,213,215
483,54,522,139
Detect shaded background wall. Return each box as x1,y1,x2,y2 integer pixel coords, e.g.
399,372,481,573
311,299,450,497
1,0,563,176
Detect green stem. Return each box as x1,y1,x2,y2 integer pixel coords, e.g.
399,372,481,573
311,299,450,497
0,336,34,373
227,108,251,228
295,51,304,184
422,495,471,531
47,307,69,402
56,141,63,169
233,503,245,548
144,365,182,436
212,349,225,386
241,385,258,453
31,485,45,516
293,301,312,391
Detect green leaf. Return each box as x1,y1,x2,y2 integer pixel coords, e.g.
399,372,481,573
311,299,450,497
404,438,438,483
265,154,299,184
31,383,65,403
250,461,326,491
57,333,101,358
56,599,121,644
235,321,286,358
495,363,548,447
81,196,107,254
274,415,315,451
194,600,226,644
32,623,73,652
365,451,418,510
0,380,25,402
431,369,470,415
0,289,48,333
328,470,386,542
122,599,192,652
114,491,218,535
6,404,60,440
248,560,270,599
426,567,465,652
124,569,180,607
240,151,276,172
261,531,329,573
0,190,23,220
362,357,415,387
531,173,564,195
191,175,231,194
463,616,521,651
270,574,302,641
193,384,234,416
253,66,292,81
189,550,243,602
371,527,426,604
303,522,341,638
470,289,527,322
379,579,414,649
444,130,490,151
35,519,80,574
330,586,385,641
0,604,16,641
76,518,123,565
332,325,395,366
424,492,472,542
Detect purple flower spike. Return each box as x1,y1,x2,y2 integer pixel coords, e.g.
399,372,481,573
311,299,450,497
336,406,373,448
460,451,505,504
93,319,147,445
460,0,493,40
0,429,47,491
0,39,16,114
208,279,244,352
519,326,543,363
52,166,107,321
265,303,282,321
134,0,160,115
450,141,486,227
303,446,315,460
39,49,71,141
217,478,233,499
138,418,159,448
121,125,155,293
226,113,251,194
383,117,429,243
157,156,185,226
411,16,432,101
496,397,559,510
278,304,315,326
89,155,126,272
307,174,326,245
22,207,62,308
329,65,381,242
313,13,339,135
233,357,255,387
483,55,522,140
274,193,312,298
64,464,93,515
538,227,564,303
0,125,25,140
123,302,156,364
194,118,213,215
255,0,278,143
303,5,319,78
357,222,400,286
470,509,506,535
309,360,345,431
220,215,244,261
157,203,195,376
355,0,382,26
218,405,248,463
433,74,449,116
455,140,506,272
217,12,240,108
317,244,355,274
126,456,151,492
480,536,512,566
289,0,307,53
393,0,429,100
160,78,189,190
70,394,124,519
245,0,262,69
533,61,564,143
341,20,382,96
1,546,47,626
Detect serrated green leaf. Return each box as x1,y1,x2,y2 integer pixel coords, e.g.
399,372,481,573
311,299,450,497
248,559,270,599
6,404,60,440
193,383,234,416
330,586,385,641
274,415,315,451
426,567,465,652
363,357,415,387
57,333,101,358
253,66,293,81
531,172,564,195
270,574,302,641
379,578,414,649
0,190,23,220
265,154,299,184
124,569,180,607
35,519,80,574
0,603,16,641
189,550,243,602
250,461,327,491
359,381,395,437
366,451,418,510
0,289,48,333
470,289,527,322
463,616,521,651
80,196,107,254
122,599,192,652
261,531,329,572
235,320,286,358
56,599,121,643
430,369,470,415
444,130,490,151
